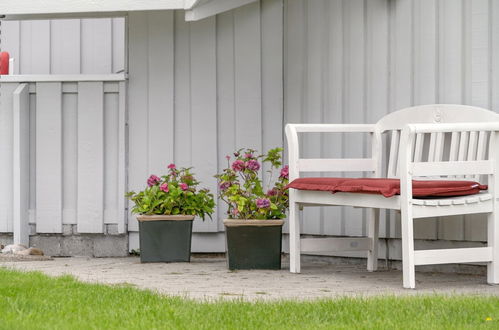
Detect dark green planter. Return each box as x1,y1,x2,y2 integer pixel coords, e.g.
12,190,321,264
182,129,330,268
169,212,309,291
224,219,284,270
137,215,194,263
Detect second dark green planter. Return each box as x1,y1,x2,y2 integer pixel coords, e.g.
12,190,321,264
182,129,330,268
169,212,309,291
223,219,284,270
137,215,194,263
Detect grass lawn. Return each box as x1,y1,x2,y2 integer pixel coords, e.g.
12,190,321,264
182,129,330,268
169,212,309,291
1,268,499,329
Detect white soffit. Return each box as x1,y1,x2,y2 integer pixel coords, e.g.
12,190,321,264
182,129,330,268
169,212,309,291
0,0,185,19
0,0,259,21
185,0,258,21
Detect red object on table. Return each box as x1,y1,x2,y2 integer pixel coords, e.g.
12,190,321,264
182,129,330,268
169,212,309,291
0,52,10,75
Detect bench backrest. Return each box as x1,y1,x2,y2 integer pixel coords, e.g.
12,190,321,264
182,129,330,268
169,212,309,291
286,104,499,184
376,105,499,181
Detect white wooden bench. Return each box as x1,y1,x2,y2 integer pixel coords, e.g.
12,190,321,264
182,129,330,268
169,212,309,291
285,104,499,288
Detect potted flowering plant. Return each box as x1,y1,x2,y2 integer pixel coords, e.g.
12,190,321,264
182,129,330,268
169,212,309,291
216,148,289,270
126,164,215,263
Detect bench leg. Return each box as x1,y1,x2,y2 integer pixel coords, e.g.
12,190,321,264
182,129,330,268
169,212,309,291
367,208,380,272
488,211,499,284
289,196,301,273
401,212,416,289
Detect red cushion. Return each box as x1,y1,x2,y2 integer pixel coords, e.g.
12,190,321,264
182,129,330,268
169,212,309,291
286,177,488,198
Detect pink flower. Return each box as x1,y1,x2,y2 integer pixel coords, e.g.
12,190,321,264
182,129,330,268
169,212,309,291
167,163,176,170
225,155,230,161
246,159,260,171
160,183,169,193
179,183,189,191
232,208,239,216
256,198,271,209
267,189,277,196
280,165,289,179
147,175,161,187
231,160,245,172
219,181,231,191
244,152,253,159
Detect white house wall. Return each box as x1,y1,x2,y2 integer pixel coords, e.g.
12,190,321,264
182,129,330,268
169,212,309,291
1,18,125,74
127,1,283,248
2,0,499,252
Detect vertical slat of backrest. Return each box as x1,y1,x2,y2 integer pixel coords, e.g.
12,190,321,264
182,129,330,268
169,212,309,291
103,85,119,227
13,84,30,245
434,132,444,162
77,82,104,233
475,131,488,182
0,83,17,232
190,16,218,232
466,131,478,179
62,85,78,225
413,133,424,162
427,132,444,178
449,132,460,162
36,82,62,233
428,133,437,162
387,130,400,178
457,131,469,178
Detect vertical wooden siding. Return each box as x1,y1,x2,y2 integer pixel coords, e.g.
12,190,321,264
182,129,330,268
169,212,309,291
1,18,125,74
127,1,283,238
2,0,498,249
285,0,499,242
0,81,126,234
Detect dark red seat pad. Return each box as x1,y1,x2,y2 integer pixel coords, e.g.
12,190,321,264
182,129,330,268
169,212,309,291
286,177,488,198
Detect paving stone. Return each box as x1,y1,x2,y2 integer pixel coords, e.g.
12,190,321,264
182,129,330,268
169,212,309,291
1,255,498,301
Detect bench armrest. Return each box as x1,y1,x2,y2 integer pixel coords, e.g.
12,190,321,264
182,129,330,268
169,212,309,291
285,124,380,181
286,123,376,134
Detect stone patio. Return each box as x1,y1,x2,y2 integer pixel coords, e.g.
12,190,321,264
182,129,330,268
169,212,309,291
2,255,499,301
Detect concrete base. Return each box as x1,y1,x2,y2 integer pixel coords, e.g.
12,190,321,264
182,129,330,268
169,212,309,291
0,231,491,266
0,232,128,257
